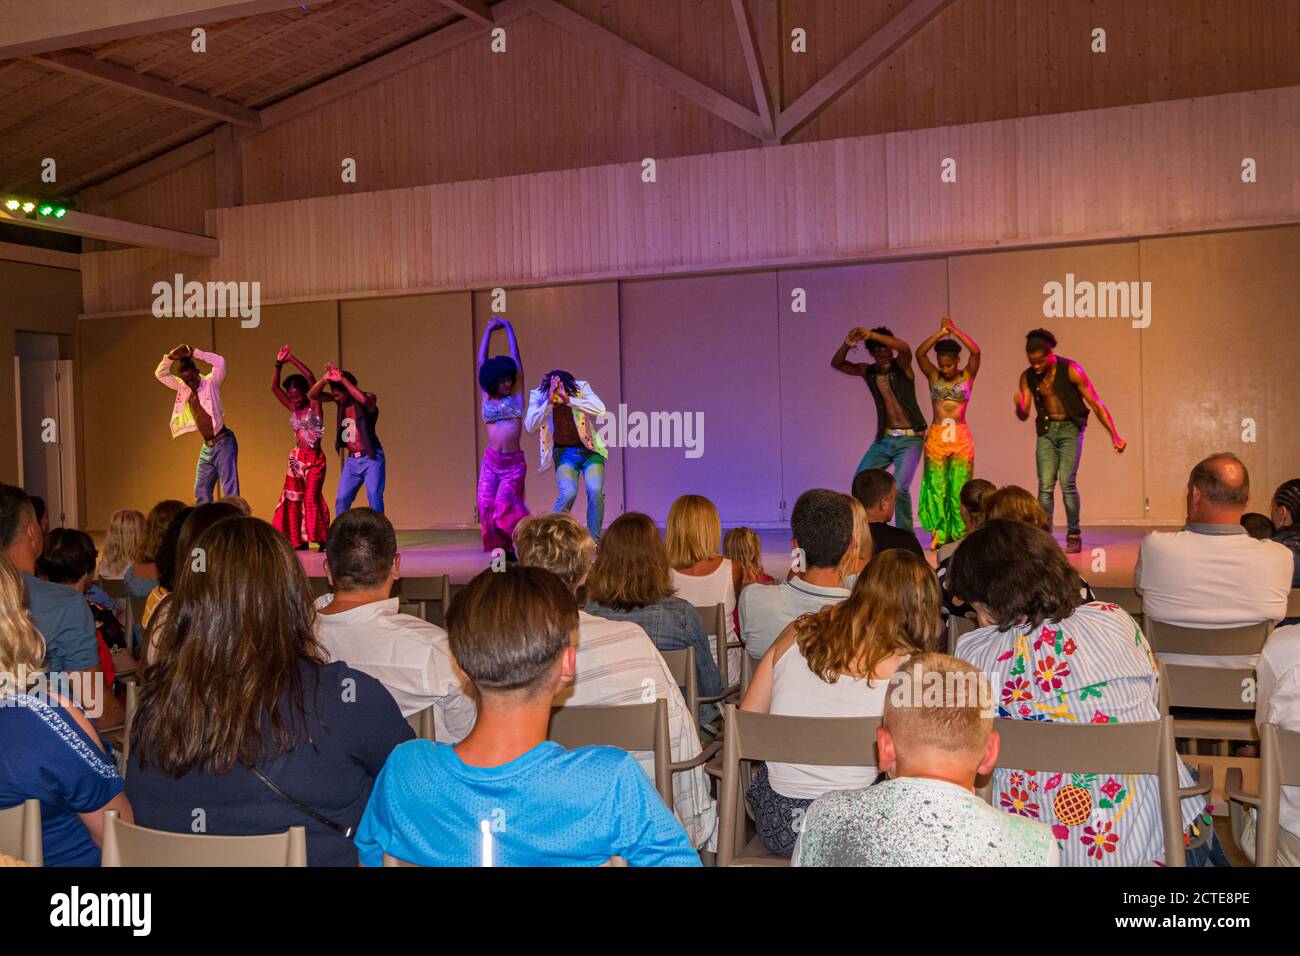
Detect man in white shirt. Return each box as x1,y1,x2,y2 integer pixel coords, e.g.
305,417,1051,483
154,343,239,504
514,512,716,849
1135,453,1292,667
741,489,854,660
1247,623,1300,864
315,508,476,743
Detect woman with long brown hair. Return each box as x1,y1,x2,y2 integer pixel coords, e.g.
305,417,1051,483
585,512,725,727
740,549,942,857
126,517,412,866
0,554,133,866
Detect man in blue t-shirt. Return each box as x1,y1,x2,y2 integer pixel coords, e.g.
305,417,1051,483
355,565,700,867
0,484,112,726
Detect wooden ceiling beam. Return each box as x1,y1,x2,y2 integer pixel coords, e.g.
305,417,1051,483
436,0,495,26
730,0,776,142
0,207,219,257
777,0,956,142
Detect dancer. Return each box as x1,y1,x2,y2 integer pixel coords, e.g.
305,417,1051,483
270,345,329,550
310,363,384,515
915,316,981,550
154,344,239,505
1014,329,1126,553
476,317,529,557
524,369,608,543
831,326,927,531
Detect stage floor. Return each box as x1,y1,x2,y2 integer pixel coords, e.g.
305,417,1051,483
297,524,1152,588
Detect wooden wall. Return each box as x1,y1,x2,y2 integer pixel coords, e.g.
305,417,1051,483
80,85,1300,316
78,223,1300,532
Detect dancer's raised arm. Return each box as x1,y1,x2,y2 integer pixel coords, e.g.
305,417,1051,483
831,327,869,376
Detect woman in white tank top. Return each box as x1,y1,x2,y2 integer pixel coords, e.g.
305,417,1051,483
667,495,742,681
740,549,943,857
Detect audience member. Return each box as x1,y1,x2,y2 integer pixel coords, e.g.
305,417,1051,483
0,554,132,866
1271,478,1300,588
724,526,774,589
96,509,145,580
839,495,874,588
140,506,194,632
667,495,743,679
741,549,941,856
935,478,996,563
125,499,186,600
1135,454,1292,667
29,495,50,536
740,489,854,661
316,508,476,740
127,517,412,866
514,513,715,848
794,653,1057,867
354,565,700,867
1242,512,1276,540
585,512,725,729
851,469,924,557
1248,622,1300,863
950,518,1226,866
220,494,253,516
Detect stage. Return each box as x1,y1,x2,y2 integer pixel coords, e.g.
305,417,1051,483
295,524,1158,589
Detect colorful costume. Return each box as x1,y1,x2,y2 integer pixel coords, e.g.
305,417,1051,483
478,394,530,553
273,406,330,547
917,375,975,547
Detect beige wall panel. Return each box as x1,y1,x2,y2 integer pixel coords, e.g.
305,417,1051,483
340,293,476,529
472,283,624,526
946,243,1146,524
210,302,339,522
777,259,950,512
1138,226,1300,521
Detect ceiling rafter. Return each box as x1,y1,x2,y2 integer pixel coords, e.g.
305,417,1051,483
436,0,495,26
729,0,776,142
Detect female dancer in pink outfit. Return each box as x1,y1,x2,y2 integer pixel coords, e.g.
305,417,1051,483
271,345,329,549
477,317,529,558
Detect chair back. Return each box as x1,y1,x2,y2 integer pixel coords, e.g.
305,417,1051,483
693,603,730,687
988,716,1191,866
548,701,672,809
0,800,42,866
1091,586,1142,616
395,575,453,623
101,811,307,866
717,705,880,866
1158,662,1256,713
660,648,698,725
1288,590,1300,620
100,578,128,600
397,602,425,620
946,615,976,654
407,705,437,741
120,681,139,775
1254,722,1300,866
1143,619,1271,657
127,595,148,646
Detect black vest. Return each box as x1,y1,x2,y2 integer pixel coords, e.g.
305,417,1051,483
863,364,928,442
1025,356,1089,436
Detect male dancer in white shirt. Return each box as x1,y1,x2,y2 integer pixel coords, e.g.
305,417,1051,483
155,343,239,504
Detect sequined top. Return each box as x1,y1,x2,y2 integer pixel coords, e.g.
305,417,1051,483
482,393,523,424
290,406,324,447
930,375,971,403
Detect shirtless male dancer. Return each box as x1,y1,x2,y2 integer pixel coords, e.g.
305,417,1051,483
155,344,239,505
832,326,928,531
1014,328,1126,553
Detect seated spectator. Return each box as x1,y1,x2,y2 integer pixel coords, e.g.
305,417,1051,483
741,489,854,661
29,495,50,536
1271,479,1300,590
37,529,128,698
1135,453,1292,667
741,549,941,857
124,499,186,600
1242,512,1276,540
1248,622,1300,863
950,519,1227,866
667,495,742,679
515,513,715,849
838,495,874,588
936,477,998,624
128,517,412,866
795,653,1057,867
96,509,144,580
584,512,725,729
851,469,924,558
219,494,253,516
316,508,475,741
354,566,700,867
0,554,133,866
0,484,108,725
140,506,194,633
724,527,774,589
144,501,254,663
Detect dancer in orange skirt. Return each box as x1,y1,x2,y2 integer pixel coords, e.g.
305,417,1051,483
916,317,981,550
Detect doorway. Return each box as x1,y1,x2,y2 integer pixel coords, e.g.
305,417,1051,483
14,331,77,528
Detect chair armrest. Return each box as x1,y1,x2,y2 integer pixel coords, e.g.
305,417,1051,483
699,684,741,706
703,751,724,780
1223,765,1260,807
1178,763,1214,798
669,740,723,774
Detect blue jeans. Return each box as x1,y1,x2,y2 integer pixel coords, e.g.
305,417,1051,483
856,434,923,531
337,449,386,514
1035,422,1084,535
553,446,606,543
195,429,239,505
